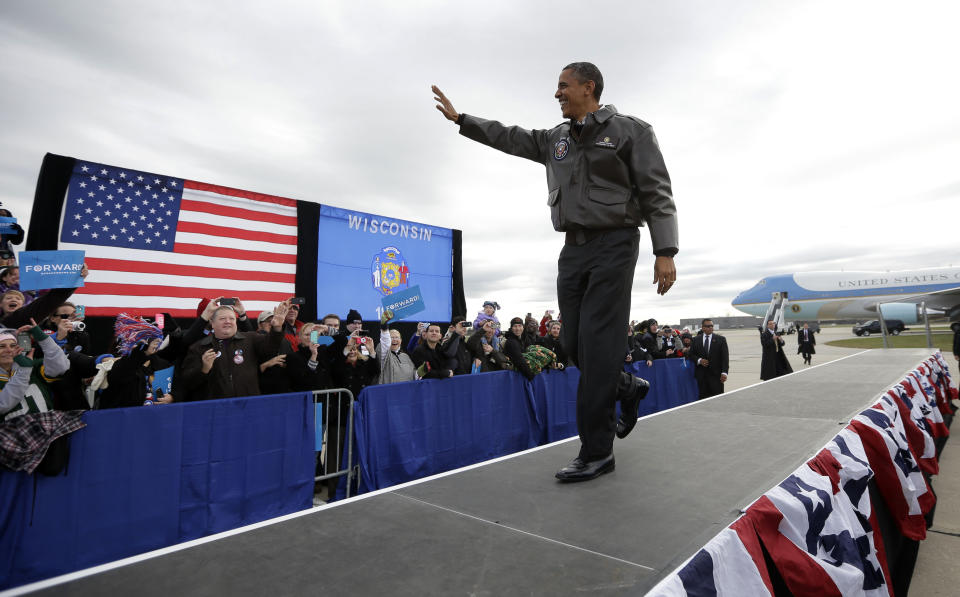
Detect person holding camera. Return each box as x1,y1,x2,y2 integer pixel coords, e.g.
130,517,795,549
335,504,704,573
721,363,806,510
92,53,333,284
661,325,679,358
277,322,334,391
331,333,379,413
40,302,93,356
0,319,71,421
280,297,306,351
182,300,290,401
440,315,473,375
330,308,363,360
472,301,501,332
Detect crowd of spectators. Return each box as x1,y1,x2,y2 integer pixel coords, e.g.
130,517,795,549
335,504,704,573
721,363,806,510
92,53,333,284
0,256,711,484
0,263,730,426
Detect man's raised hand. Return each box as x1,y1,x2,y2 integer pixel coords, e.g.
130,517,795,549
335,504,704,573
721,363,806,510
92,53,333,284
432,85,459,122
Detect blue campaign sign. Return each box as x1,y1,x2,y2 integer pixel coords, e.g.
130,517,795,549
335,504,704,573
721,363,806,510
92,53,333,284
151,366,174,395
316,206,452,321
0,216,17,236
381,285,426,321
18,250,86,291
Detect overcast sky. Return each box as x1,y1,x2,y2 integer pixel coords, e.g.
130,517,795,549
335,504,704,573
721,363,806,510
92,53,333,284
2,1,958,324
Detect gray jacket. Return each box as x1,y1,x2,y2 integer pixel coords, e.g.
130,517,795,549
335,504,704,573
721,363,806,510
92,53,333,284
459,105,678,254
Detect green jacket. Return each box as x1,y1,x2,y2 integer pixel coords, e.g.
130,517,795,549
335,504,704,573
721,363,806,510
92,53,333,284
0,330,71,420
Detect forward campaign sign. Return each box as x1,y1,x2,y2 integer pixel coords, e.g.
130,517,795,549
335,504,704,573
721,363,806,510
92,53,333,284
381,285,426,321
18,250,86,291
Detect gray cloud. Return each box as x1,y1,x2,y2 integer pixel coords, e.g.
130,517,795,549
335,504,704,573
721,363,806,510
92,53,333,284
2,1,958,324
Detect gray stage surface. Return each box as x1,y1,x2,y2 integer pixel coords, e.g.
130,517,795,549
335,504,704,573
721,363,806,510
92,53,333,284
21,349,938,596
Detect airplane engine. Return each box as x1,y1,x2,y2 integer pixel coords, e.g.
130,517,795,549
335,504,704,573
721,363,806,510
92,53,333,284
877,303,920,324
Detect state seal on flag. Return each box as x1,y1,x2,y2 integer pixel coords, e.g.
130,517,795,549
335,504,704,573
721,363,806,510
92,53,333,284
371,246,411,296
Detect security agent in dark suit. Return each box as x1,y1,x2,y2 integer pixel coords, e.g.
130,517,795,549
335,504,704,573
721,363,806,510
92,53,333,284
433,62,678,482
685,319,729,399
797,322,816,365
760,320,793,381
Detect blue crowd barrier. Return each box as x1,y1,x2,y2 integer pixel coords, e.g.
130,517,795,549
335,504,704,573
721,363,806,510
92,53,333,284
343,359,697,497
1,359,697,588
0,392,315,590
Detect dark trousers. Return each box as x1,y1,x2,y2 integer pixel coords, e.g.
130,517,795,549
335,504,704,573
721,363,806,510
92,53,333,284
696,373,724,400
557,228,640,462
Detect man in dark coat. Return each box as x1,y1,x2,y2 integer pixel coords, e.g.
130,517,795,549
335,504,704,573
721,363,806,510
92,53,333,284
411,324,453,379
433,61,671,482
440,316,473,375
760,320,793,381
797,322,817,365
685,319,729,399
182,302,288,400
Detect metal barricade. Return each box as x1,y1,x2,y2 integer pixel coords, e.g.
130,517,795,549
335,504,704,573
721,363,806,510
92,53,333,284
312,388,357,499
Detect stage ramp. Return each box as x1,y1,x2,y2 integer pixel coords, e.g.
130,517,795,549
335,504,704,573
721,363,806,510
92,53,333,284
17,349,939,596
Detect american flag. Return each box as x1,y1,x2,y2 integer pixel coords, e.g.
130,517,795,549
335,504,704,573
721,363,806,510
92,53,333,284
851,396,934,541
57,160,297,317
650,525,773,596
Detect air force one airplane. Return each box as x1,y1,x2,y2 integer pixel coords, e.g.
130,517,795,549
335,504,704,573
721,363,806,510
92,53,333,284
732,266,960,324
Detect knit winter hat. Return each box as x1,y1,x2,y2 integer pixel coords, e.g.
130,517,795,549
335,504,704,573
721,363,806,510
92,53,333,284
114,313,164,356
345,308,363,323
196,298,211,318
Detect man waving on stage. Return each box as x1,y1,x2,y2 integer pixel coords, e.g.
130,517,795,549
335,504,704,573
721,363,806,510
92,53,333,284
433,62,679,482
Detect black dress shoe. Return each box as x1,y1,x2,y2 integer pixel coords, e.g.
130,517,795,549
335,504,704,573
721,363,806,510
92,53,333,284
555,454,615,482
616,375,650,439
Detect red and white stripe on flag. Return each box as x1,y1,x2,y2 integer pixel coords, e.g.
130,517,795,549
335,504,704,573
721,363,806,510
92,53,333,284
61,180,297,317
747,453,890,597
905,370,949,438
851,397,934,541
648,525,773,597
932,352,959,400
887,385,938,475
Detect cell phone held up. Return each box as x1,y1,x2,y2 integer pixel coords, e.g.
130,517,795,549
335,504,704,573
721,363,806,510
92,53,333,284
290,297,306,306
16,333,31,352
218,298,237,306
